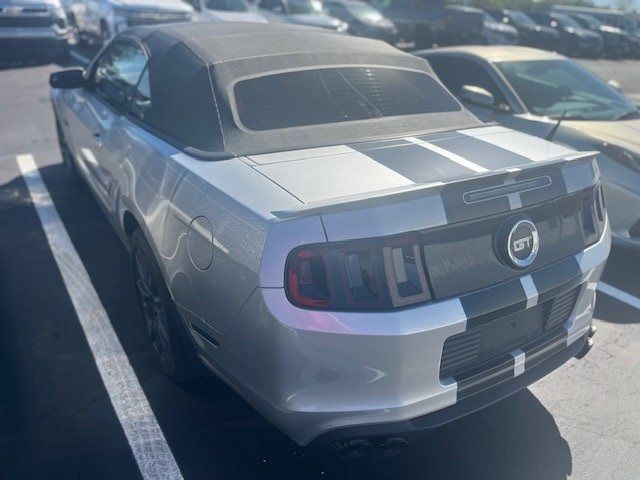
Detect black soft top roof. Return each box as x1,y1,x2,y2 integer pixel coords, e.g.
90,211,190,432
124,22,480,158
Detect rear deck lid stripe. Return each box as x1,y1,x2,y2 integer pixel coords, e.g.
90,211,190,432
357,143,474,183
405,136,489,173
431,136,532,170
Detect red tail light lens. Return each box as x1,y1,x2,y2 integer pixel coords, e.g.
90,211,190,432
285,236,431,310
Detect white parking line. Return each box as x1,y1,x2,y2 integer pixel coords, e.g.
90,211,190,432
69,49,91,66
598,282,640,311
16,154,184,480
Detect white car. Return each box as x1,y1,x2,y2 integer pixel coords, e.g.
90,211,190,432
70,0,193,45
186,0,268,23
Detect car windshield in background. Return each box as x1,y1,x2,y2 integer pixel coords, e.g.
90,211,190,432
234,67,461,130
288,0,323,14
205,0,249,11
554,13,582,29
497,60,638,121
509,11,537,28
347,2,384,22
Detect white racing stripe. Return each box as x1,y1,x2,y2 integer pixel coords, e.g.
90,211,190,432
598,282,640,311
405,136,489,173
16,154,184,480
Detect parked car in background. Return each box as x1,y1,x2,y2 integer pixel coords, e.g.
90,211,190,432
420,45,640,250
552,5,640,58
255,0,347,32
486,9,559,50
367,0,445,49
71,0,193,45
438,5,484,45
482,12,518,45
185,0,268,23
0,0,72,60
51,22,607,458
324,0,396,42
527,11,603,57
569,13,628,58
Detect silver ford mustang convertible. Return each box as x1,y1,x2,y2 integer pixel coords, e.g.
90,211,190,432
50,22,610,456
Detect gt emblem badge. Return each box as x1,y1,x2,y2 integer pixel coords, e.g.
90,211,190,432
506,219,539,269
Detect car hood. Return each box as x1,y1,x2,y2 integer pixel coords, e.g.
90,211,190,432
286,13,341,29
199,9,268,22
246,125,580,206
111,0,192,13
565,118,640,153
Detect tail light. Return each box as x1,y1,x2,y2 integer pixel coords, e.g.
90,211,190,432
582,185,606,247
285,236,431,310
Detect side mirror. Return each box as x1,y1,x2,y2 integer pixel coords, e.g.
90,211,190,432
607,79,622,92
50,69,85,89
460,84,496,109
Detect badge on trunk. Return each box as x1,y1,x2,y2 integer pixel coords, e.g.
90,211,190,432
497,218,539,269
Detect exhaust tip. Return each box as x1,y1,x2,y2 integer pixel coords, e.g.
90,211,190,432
575,337,594,360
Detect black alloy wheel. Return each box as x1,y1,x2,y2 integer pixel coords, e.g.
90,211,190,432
131,228,195,381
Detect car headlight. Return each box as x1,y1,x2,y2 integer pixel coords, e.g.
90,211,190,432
600,143,640,174
337,21,348,33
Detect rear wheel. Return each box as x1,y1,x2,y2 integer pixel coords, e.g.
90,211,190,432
131,228,196,382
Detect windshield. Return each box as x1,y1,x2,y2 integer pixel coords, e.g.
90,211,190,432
553,13,582,29
509,10,537,28
288,0,323,14
347,2,384,22
580,15,601,29
205,0,249,11
497,59,638,121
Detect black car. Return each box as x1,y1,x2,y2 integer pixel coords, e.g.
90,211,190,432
438,5,484,45
570,13,628,58
527,11,603,57
487,9,559,50
324,0,397,42
366,0,445,49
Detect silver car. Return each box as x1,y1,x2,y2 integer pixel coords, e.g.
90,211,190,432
420,46,640,251
50,23,609,456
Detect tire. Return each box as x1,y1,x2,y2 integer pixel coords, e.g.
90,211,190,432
55,117,80,182
130,228,196,382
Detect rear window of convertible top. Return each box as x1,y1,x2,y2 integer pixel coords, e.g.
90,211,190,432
233,67,461,131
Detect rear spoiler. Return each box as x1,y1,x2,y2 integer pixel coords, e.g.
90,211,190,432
271,151,600,220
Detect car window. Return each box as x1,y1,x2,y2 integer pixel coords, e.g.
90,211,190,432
93,42,147,110
287,0,322,14
129,66,151,121
428,56,510,110
234,67,461,131
259,0,284,11
496,59,638,120
205,0,249,12
326,2,348,18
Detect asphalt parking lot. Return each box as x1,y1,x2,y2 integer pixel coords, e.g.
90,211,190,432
0,51,639,480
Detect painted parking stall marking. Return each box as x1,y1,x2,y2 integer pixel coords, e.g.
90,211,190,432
16,154,184,480
598,282,640,310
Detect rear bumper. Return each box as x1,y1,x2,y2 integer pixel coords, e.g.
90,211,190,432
208,222,610,446
0,27,69,54
308,328,589,451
